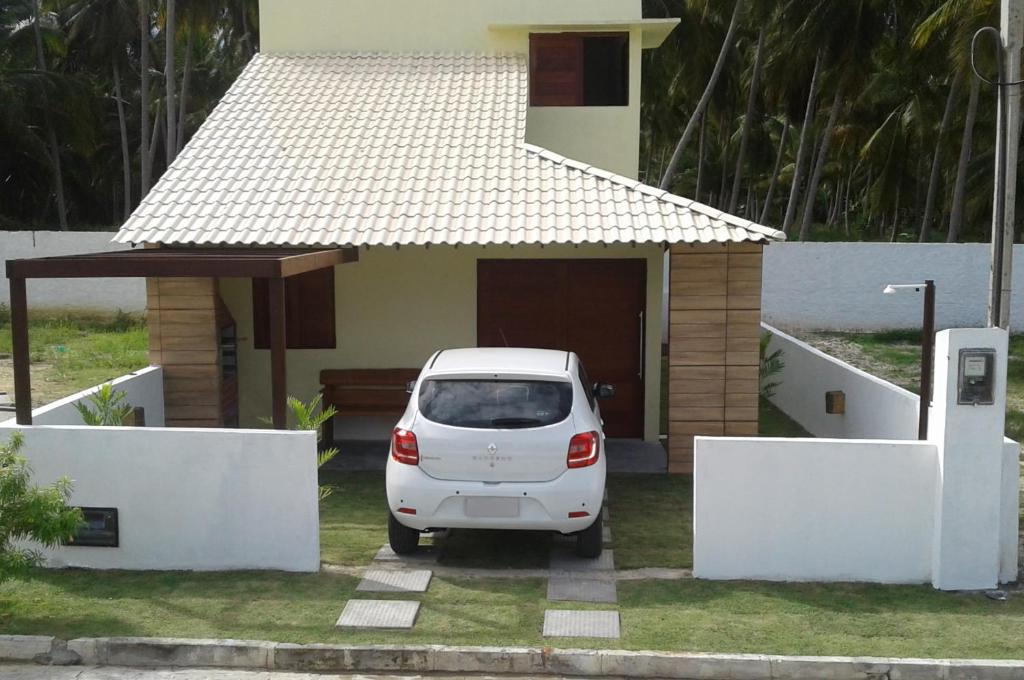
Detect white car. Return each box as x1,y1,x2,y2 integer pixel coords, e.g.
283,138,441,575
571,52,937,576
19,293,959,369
386,347,612,558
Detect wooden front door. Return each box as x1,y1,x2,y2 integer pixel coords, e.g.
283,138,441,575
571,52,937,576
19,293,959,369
477,259,646,438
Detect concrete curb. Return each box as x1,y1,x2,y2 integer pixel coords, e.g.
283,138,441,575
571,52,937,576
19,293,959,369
1,635,1023,679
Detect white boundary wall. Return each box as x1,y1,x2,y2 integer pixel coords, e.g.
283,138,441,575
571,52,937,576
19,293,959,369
2,424,320,572
694,437,938,583
0,366,165,427
761,242,1024,331
0,231,145,311
763,324,919,440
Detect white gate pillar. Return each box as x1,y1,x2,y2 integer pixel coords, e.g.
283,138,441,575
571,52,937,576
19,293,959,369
929,328,1009,590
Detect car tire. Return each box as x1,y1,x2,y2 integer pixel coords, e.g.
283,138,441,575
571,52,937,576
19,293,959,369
575,509,603,558
388,512,420,555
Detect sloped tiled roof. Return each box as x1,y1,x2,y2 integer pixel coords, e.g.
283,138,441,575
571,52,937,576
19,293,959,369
114,53,784,247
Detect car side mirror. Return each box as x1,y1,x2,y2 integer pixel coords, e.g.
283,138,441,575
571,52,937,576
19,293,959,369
406,380,416,394
593,383,616,399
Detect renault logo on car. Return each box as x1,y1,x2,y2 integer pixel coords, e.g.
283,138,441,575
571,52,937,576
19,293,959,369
487,443,498,455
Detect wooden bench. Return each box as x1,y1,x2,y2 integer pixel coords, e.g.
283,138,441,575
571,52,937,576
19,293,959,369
319,368,421,444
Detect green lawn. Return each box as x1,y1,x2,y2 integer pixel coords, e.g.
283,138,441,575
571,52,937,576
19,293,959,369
4,568,1024,658
803,331,1024,442
319,470,693,569
0,310,148,406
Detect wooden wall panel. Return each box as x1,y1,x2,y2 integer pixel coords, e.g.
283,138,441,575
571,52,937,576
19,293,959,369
667,242,763,473
147,277,223,428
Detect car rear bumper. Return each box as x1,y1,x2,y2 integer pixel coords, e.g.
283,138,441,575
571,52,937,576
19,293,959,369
386,458,605,534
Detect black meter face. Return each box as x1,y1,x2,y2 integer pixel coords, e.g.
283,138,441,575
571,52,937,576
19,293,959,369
957,348,996,406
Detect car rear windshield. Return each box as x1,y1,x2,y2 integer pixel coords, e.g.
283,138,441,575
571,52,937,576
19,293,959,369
418,379,573,429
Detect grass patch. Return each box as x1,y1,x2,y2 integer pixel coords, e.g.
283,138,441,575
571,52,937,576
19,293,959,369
0,310,148,406
759,397,810,437
319,470,693,569
4,569,1024,657
608,474,692,569
318,471,390,566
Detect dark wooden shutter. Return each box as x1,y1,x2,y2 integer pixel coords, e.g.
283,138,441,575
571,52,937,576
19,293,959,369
253,268,336,349
529,34,584,106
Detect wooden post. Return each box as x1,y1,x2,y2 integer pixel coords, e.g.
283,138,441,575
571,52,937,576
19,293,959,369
9,277,32,425
268,278,287,429
919,280,936,440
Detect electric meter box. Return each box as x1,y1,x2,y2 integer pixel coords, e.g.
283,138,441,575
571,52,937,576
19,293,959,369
957,348,996,406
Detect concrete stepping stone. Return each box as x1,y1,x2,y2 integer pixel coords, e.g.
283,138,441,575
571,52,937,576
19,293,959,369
373,543,439,565
356,569,432,593
543,609,620,638
547,574,617,603
336,599,420,629
550,547,615,572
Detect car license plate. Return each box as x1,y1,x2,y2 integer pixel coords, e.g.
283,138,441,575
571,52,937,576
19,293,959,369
464,497,520,518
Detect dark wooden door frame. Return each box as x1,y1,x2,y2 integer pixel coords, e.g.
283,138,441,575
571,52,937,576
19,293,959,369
475,257,647,438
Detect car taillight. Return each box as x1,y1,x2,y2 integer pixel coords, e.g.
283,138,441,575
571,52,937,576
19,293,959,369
392,428,419,465
567,431,600,469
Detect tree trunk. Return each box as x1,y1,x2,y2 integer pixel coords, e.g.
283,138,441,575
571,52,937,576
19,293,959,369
32,1,68,229
165,0,178,165
843,168,852,236
759,118,789,225
659,0,744,191
718,118,730,209
241,3,254,58
149,101,163,173
729,29,765,214
798,81,843,241
112,60,132,220
695,112,706,202
140,0,152,197
947,75,981,243
919,73,961,242
782,52,822,235
176,27,193,154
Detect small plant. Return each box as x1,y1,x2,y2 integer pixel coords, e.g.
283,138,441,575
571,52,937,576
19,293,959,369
760,332,785,399
286,394,339,502
74,383,132,426
0,432,83,582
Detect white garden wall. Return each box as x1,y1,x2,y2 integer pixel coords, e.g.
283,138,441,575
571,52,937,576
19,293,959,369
763,324,919,440
3,424,320,572
0,231,145,311
693,437,938,583
761,242,1024,331
0,366,164,427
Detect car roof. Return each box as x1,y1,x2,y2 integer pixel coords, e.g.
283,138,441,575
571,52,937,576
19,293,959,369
427,347,572,375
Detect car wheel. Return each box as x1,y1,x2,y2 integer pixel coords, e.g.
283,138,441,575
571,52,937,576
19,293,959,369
388,512,420,555
575,509,603,558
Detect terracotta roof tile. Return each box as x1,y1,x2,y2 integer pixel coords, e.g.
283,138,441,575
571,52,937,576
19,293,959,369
114,52,784,247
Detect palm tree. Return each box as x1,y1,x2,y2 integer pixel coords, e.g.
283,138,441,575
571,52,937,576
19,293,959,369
65,0,137,220
659,0,744,192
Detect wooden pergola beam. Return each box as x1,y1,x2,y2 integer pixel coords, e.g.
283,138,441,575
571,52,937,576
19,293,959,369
5,247,357,429
10,277,31,425
267,278,288,429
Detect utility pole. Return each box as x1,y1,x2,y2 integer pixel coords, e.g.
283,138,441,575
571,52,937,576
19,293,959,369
987,0,1023,329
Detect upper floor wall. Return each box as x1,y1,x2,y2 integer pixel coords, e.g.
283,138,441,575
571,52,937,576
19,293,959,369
259,0,674,179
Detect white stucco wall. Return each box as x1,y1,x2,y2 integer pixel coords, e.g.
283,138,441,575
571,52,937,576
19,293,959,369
761,242,1024,331
6,425,320,572
0,231,144,311
0,366,164,427
763,324,920,440
693,437,939,583
755,324,1019,585
220,244,665,442
259,0,645,178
